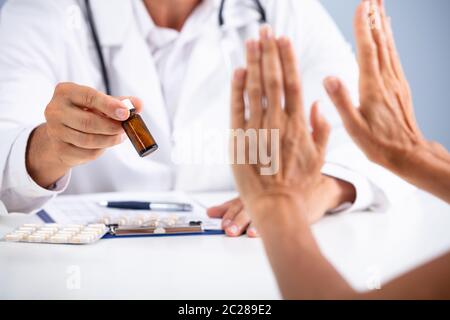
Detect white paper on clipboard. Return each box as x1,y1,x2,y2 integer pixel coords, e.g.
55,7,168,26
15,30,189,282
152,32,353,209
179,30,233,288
41,192,223,231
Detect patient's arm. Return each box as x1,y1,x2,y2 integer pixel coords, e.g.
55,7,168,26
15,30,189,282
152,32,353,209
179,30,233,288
324,0,450,203
254,197,450,299
230,18,450,299
363,252,450,299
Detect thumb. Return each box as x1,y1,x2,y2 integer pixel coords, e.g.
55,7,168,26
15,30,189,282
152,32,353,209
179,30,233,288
323,77,362,136
310,101,330,153
206,199,234,218
116,96,143,113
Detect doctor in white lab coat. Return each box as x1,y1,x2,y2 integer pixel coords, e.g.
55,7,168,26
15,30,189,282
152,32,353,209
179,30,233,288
0,0,410,235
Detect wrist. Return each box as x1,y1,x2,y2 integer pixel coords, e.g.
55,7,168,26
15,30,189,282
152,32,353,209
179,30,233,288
241,174,357,229
26,124,70,189
244,178,331,226
381,138,431,175
390,142,450,202
426,141,450,163
320,176,356,212
390,141,436,177
398,142,449,178
247,193,309,233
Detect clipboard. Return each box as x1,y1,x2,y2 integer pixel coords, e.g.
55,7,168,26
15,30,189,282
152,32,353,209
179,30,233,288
36,209,224,238
36,195,225,238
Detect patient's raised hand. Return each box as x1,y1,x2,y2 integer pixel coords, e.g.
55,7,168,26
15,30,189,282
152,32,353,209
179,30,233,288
324,0,450,202
230,26,331,223
324,0,425,171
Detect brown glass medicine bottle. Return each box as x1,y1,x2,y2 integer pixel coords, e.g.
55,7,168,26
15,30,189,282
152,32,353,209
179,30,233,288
121,99,158,157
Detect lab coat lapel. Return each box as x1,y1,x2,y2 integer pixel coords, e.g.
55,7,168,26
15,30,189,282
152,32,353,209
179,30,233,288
173,1,261,130
173,29,230,130
86,0,132,47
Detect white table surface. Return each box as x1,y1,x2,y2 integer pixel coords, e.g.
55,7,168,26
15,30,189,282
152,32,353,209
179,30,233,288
0,190,449,299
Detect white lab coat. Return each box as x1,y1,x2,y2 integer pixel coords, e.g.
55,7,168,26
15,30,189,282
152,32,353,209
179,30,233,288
0,0,412,213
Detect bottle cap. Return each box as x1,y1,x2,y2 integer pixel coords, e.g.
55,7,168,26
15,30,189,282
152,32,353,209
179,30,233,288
122,99,135,111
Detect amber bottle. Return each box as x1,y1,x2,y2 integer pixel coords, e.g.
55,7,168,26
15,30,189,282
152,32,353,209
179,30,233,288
121,99,158,157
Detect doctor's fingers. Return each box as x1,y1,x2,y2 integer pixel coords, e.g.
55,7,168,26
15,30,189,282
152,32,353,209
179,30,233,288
219,200,244,228
47,103,124,135
52,140,104,167
245,39,264,128
207,197,241,218
260,25,283,128
277,37,305,119
223,209,251,237
54,83,130,121
55,124,125,150
246,223,259,238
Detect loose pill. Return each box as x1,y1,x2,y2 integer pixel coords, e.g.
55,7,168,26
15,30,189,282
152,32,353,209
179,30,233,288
18,226,37,232
28,235,45,242
23,224,41,228
50,235,71,243
14,230,32,235
154,227,166,234
5,234,23,242
71,234,94,243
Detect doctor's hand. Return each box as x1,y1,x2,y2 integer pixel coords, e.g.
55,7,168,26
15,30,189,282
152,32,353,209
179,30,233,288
229,28,336,226
26,83,142,189
207,198,258,237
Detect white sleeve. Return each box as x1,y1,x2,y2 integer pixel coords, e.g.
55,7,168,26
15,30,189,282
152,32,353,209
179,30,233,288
270,0,415,213
0,201,7,216
0,0,71,214
0,127,71,214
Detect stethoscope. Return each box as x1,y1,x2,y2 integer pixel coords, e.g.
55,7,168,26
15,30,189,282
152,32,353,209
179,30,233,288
85,0,267,95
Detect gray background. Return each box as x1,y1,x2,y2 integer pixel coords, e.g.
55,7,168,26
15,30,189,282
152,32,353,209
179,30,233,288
321,0,450,148
1,0,448,147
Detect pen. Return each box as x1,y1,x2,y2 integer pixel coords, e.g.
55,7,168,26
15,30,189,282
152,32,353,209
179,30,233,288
98,201,193,212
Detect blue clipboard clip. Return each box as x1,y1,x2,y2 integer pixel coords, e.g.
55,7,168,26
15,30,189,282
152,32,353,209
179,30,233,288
36,209,224,238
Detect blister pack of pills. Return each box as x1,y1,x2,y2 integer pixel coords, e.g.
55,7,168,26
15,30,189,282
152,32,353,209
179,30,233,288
98,213,196,228
3,223,108,245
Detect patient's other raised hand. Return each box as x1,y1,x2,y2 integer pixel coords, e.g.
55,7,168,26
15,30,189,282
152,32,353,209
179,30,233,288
324,0,450,202
230,26,331,224
324,0,423,171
